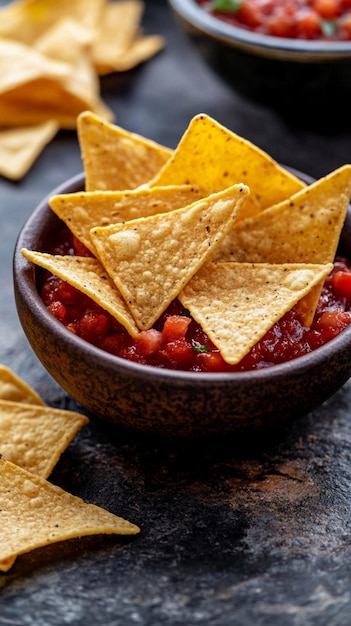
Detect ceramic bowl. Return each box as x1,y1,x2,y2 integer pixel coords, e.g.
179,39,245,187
168,0,351,125
13,172,351,438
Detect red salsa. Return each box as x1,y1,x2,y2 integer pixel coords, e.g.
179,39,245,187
37,225,351,373
196,0,351,40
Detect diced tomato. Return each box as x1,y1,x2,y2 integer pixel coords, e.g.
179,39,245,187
315,309,351,341
296,10,322,38
195,350,232,372
158,337,194,369
77,310,110,343
47,300,68,324
99,333,129,356
333,271,351,299
162,315,192,339
136,329,163,356
312,0,342,19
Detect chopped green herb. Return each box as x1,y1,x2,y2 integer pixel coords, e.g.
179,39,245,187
320,19,338,37
181,308,192,318
211,0,242,13
193,344,209,353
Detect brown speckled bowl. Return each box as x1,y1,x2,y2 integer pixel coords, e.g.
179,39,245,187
13,172,351,437
169,0,351,126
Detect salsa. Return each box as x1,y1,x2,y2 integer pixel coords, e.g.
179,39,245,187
196,0,351,40
38,226,351,373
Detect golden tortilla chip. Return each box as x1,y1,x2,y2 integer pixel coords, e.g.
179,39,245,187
179,262,333,365
20,250,140,338
96,35,165,74
0,0,104,44
77,111,172,191
91,0,164,75
0,41,112,129
0,457,140,571
0,400,88,478
0,365,45,406
90,183,250,329
49,184,204,254
0,121,59,180
149,113,305,219
212,164,351,325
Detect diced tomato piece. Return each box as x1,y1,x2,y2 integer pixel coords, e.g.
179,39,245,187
162,315,192,340
47,300,68,324
77,310,110,343
296,9,322,38
315,309,351,341
195,350,231,372
136,329,163,356
236,0,264,28
159,338,194,369
333,271,351,299
267,11,297,37
312,0,342,18
99,333,129,356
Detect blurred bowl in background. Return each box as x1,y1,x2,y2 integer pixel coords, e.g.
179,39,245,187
168,0,351,126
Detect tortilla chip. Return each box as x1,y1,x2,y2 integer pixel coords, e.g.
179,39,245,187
212,164,351,325
0,121,59,180
77,111,172,191
49,184,204,254
0,400,88,478
179,262,333,365
0,457,139,571
0,365,45,406
0,0,104,44
20,250,140,338
0,39,113,128
95,35,165,75
149,113,305,219
90,183,250,329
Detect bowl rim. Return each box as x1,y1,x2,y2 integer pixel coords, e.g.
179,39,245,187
168,0,351,60
13,170,351,387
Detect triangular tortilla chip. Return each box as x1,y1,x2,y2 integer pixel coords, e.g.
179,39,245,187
0,457,139,570
0,365,45,406
0,121,59,180
149,113,305,219
95,35,165,75
91,0,164,75
90,184,250,329
0,399,88,478
77,111,172,191
212,164,351,325
179,262,333,365
20,250,140,338
49,184,204,254
0,0,104,44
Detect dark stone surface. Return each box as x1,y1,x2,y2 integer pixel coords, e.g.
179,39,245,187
1,0,351,624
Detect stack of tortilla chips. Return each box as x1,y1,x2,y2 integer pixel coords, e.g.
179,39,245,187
22,111,351,367
0,0,164,180
0,364,140,572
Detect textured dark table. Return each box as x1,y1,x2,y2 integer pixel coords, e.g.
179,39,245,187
2,1,351,624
